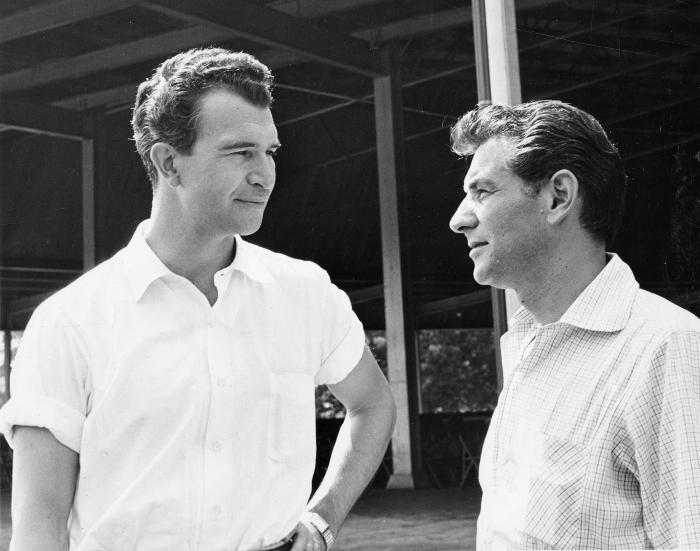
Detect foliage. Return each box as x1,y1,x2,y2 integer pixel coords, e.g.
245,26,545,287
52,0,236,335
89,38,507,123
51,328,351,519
418,329,498,413
315,329,498,418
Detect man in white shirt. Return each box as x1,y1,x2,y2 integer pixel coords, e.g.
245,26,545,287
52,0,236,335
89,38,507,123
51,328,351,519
449,100,700,549
0,47,396,551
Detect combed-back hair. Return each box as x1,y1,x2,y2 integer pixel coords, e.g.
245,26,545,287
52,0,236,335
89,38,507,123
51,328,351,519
451,100,627,245
131,47,274,187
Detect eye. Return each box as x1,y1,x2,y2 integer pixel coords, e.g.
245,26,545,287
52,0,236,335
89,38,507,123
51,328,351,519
229,150,252,159
267,149,279,158
468,189,490,201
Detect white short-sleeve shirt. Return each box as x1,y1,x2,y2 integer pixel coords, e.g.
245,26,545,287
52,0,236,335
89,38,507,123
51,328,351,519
0,221,366,551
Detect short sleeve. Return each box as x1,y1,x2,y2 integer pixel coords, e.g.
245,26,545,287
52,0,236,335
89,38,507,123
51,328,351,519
314,273,365,386
628,330,700,548
0,300,88,453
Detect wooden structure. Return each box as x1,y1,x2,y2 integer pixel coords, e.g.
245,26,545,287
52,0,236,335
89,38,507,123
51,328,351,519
1,0,699,487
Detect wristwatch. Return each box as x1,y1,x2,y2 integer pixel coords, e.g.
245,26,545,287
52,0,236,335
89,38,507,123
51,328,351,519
303,511,335,550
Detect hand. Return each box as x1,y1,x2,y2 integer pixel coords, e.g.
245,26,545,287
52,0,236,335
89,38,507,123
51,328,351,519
289,518,327,551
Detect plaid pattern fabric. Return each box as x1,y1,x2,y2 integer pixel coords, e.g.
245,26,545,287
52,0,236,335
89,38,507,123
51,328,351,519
477,255,700,550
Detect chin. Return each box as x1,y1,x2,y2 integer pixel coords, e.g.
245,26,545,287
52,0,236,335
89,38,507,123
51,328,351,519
234,221,263,237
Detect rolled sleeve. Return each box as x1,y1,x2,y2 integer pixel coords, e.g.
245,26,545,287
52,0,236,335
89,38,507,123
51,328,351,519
0,300,89,453
0,394,85,452
314,277,365,386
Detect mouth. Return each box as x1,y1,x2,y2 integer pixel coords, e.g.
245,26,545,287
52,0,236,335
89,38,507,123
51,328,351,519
468,242,487,257
235,199,267,207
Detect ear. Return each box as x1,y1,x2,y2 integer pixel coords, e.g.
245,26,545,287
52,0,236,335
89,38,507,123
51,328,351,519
150,142,180,188
544,169,579,226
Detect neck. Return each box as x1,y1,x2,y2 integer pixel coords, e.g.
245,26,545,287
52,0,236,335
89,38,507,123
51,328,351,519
515,240,607,325
145,201,236,285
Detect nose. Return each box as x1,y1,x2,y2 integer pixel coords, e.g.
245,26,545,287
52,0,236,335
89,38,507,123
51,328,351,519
247,154,276,190
449,196,477,234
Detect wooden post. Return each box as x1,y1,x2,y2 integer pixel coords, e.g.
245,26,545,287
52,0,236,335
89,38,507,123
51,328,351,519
472,0,523,389
82,135,95,270
2,330,9,402
373,46,426,489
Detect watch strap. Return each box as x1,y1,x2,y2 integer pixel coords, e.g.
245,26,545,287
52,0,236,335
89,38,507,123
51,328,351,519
303,511,335,550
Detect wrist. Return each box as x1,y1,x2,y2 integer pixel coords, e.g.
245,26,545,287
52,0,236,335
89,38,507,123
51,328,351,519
301,510,335,550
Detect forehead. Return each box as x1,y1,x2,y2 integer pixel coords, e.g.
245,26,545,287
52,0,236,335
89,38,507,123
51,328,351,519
195,88,277,143
465,137,517,183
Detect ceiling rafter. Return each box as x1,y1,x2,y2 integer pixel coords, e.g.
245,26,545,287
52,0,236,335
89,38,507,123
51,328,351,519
271,0,684,128
45,3,487,110
0,26,234,94
268,0,387,18
0,0,134,44
535,44,700,100
294,90,700,174
624,134,700,161
0,99,91,139
138,0,385,77
3,0,559,106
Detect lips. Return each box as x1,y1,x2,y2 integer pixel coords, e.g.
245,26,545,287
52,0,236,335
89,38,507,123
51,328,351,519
468,241,487,249
235,198,267,206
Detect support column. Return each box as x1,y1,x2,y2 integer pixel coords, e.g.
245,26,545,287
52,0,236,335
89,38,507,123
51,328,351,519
82,136,95,270
3,330,9,403
472,0,522,390
0,144,6,402
373,47,426,489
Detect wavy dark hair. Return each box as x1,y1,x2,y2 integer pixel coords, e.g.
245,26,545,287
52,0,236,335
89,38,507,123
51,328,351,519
132,47,274,187
451,100,626,245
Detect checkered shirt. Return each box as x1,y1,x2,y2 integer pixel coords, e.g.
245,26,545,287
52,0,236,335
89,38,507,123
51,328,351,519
477,254,700,550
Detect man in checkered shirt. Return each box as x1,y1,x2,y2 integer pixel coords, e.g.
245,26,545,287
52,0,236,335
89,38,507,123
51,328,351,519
449,100,700,549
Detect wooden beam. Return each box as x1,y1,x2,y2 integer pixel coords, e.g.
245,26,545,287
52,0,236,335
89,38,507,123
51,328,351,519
0,99,90,139
485,0,522,105
623,134,700,162
8,292,55,317
0,0,134,44
535,45,700,101
82,137,96,269
3,331,10,399
347,285,384,305
269,0,386,18
374,46,426,489
416,289,491,318
0,26,233,94
36,0,674,113
141,0,385,77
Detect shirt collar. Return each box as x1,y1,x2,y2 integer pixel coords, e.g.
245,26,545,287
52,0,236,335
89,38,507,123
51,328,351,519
229,235,274,284
119,221,273,302
509,253,639,333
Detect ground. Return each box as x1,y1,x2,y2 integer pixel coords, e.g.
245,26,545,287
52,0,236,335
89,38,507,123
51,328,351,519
0,487,480,550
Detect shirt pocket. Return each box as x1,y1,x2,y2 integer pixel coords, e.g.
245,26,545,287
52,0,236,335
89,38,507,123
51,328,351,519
267,371,316,468
519,429,586,549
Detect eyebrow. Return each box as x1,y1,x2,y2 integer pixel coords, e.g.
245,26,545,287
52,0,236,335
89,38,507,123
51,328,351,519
219,141,282,151
464,178,495,193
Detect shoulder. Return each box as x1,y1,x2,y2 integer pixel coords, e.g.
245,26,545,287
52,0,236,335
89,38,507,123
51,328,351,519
244,241,331,285
630,289,700,338
32,254,126,327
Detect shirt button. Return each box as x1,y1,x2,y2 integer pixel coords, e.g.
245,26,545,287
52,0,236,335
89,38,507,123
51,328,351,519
216,378,229,388
210,441,221,452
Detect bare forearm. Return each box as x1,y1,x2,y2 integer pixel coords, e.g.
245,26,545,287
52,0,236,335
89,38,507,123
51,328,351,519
10,509,70,551
10,426,78,551
307,398,396,537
